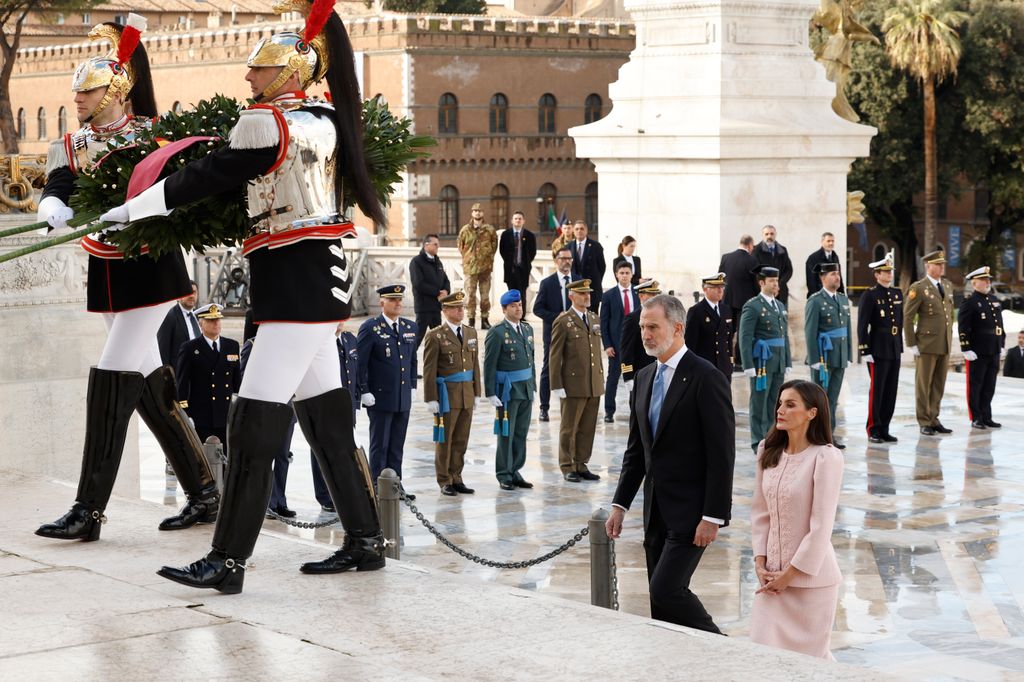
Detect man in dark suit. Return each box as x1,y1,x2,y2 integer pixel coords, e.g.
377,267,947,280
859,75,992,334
606,294,735,633
718,235,759,364
620,279,661,389
753,225,794,304
533,246,574,421
157,280,200,366
600,262,640,421
684,273,733,379
408,233,450,352
804,232,845,297
313,324,360,512
569,220,606,312
1004,330,1024,378
499,210,537,305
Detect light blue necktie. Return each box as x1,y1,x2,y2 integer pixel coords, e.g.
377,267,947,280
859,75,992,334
648,363,668,437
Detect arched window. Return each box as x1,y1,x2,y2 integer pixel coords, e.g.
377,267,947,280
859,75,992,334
16,108,26,140
489,93,508,134
584,94,603,124
439,185,459,235
538,182,557,228
58,106,67,136
438,93,458,134
37,107,47,139
585,181,598,230
490,184,509,230
538,93,556,134
172,101,184,114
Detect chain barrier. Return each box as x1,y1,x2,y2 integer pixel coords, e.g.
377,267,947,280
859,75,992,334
265,508,341,529
609,535,620,611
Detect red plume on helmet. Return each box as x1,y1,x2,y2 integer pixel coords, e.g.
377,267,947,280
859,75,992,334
115,13,147,70
303,0,335,45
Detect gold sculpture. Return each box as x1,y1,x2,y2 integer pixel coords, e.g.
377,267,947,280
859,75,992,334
0,154,47,214
847,190,867,224
813,0,879,123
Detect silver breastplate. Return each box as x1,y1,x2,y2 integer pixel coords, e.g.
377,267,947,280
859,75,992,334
67,117,149,173
248,106,339,233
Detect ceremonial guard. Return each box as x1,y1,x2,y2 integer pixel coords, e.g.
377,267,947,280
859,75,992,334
484,290,537,490
457,203,498,328
312,324,360,512
174,303,241,448
803,262,852,448
550,279,605,482
904,250,955,435
857,252,903,443
358,286,418,493
103,1,390,590
958,267,1005,429
739,266,792,451
35,15,221,541
620,279,661,389
423,292,481,495
684,273,734,379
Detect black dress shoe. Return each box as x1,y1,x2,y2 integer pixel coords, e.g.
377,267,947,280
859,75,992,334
157,551,246,594
920,426,936,435
882,433,899,443
539,409,549,422
267,505,297,519
514,480,534,489
499,481,516,490
300,533,385,574
984,420,1002,428
159,488,218,531
35,503,104,542
563,472,581,482
578,469,601,481
971,420,988,429
452,482,475,494
321,504,336,513
868,435,884,444
441,484,458,496
933,423,953,434
603,414,614,423
833,441,846,450
481,320,491,330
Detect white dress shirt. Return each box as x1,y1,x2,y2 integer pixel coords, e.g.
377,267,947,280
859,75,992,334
203,335,220,352
179,305,199,340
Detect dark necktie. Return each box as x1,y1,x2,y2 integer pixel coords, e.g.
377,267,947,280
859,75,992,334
187,312,200,339
582,312,590,331
712,304,719,319
212,340,218,354
393,322,399,336
937,281,946,299
514,232,522,265
563,275,570,310
456,326,463,344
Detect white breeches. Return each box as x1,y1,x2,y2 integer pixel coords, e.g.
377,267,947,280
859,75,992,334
238,322,342,403
97,301,174,375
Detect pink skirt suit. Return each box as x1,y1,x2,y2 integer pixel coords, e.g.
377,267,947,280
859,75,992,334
749,443,844,659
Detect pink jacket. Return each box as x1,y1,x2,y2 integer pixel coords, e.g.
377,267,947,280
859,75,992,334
751,443,843,588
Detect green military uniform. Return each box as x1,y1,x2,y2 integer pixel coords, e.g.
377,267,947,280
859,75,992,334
423,293,481,488
903,250,955,431
483,310,536,486
550,280,605,476
739,293,791,449
803,277,853,433
457,204,498,324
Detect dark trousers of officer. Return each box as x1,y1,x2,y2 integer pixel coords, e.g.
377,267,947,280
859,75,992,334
604,355,621,416
811,366,844,432
643,497,721,634
507,272,529,307
267,414,296,510
496,396,532,483
866,359,900,437
966,355,999,423
414,312,441,353
749,371,784,448
729,306,743,364
539,328,552,411
368,408,411,480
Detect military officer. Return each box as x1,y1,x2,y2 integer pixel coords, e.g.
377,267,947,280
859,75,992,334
958,266,1006,429
803,262,852,449
484,290,537,490
550,279,605,482
357,284,419,498
423,292,482,495
174,303,242,450
620,279,661,389
904,250,955,435
684,273,734,379
739,265,792,451
457,203,498,329
858,251,903,444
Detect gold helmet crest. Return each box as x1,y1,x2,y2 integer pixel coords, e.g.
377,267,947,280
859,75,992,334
71,13,148,122
247,0,334,101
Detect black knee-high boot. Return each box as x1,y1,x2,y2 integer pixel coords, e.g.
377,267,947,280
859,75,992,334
157,396,294,594
293,388,385,574
36,368,146,541
136,366,220,530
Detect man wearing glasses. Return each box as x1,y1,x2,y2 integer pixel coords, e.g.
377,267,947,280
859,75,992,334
532,246,574,422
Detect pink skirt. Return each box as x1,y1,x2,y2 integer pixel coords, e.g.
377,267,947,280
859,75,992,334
749,584,839,660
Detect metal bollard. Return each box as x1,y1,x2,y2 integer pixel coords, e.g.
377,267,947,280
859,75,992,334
202,436,225,495
377,468,401,560
589,508,614,609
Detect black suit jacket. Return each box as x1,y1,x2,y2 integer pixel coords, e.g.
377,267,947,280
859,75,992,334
753,241,794,303
157,304,199,366
600,285,639,353
408,250,451,314
804,248,845,297
612,255,642,286
175,336,242,429
534,272,570,343
499,228,537,284
684,299,733,377
611,350,735,537
570,238,606,287
718,248,759,311
1004,346,1024,378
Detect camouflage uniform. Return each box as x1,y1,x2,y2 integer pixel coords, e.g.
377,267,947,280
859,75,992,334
457,219,497,321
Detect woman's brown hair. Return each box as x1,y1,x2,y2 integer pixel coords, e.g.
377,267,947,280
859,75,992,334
760,379,832,468
617,235,636,257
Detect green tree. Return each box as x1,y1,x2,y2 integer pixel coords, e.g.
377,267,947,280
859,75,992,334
436,0,487,13
882,0,968,255
372,0,486,13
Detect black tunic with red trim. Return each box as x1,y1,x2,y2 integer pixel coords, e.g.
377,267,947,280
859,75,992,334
41,120,190,313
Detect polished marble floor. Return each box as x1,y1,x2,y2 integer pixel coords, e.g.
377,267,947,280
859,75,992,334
141,319,1024,680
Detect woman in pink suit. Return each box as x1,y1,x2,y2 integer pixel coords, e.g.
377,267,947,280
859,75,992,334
750,379,844,659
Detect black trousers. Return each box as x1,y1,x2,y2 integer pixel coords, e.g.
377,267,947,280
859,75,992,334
506,272,529,306
643,501,721,633
604,355,621,415
267,414,296,509
866,358,900,437
966,354,999,423
539,327,552,411
414,311,441,353
729,305,743,363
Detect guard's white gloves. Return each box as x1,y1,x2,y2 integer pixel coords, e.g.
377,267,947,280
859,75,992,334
963,351,978,362
426,400,440,414
811,363,822,370
624,380,634,392
744,368,756,378
99,204,130,225
908,346,920,357
1001,348,1008,359
863,355,874,364
361,393,376,408
488,395,503,408
37,196,73,234
552,388,567,399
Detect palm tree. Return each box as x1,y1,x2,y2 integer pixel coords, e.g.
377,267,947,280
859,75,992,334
882,0,968,255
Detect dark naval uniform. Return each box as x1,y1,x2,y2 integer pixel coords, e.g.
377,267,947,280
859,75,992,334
620,280,661,383
685,298,733,379
858,283,903,441
803,286,852,433
739,293,791,449
484,305,536,487
357,307,419,480
175,334,242,448
958,274,1005,428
